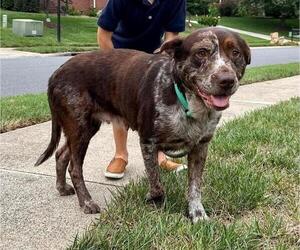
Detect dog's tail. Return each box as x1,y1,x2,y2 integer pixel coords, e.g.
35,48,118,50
34,115,61,166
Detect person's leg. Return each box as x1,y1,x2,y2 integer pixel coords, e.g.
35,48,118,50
158,151,187,172
105,121,128,179
113,122,129,162
157,151,166,165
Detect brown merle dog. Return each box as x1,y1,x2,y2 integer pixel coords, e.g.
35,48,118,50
35,27,250,223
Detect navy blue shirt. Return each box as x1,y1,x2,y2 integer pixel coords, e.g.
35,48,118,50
97,0,186,53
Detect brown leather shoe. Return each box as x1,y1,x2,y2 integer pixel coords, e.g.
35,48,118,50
104,157,128,179
159,159,187,172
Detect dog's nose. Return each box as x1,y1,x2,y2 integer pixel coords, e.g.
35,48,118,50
219,75,235,88
213,73,235,89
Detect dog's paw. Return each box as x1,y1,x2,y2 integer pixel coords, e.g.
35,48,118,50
145,192,165,203
188,209,209,224
83,200,101,214
57,183,75,196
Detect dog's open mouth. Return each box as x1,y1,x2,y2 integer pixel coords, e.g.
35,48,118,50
196,87,231,111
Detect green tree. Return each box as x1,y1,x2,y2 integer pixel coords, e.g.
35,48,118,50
13,0,23,11
187,0,211,15
1,0,14,10
236,0,299,17
24,0,40,12
219,0,239,16
12,0,39,12
42,0,50,18
236,0,265,16
267,0,299,18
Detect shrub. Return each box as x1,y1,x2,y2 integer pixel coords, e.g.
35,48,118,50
24,0,39,12
236,3,248,17
67,6,81,16
1,0,14,10
187,0,210,15
265,4,282,18
208,3,219,17
199,3,220,27
265,0,299,18
198,16,219,27
13,0,23,11
219,0,238,16
87,7,97,17
12,0,39,12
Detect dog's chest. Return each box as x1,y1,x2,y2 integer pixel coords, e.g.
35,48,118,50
154,100,221,156
151,60,221,155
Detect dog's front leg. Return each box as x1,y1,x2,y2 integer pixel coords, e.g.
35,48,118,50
140,139,164,202
187,142,209,223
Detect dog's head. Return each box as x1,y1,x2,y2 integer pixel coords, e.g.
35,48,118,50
159,27,251,111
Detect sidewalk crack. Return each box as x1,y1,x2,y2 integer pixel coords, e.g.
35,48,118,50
0,168,123,188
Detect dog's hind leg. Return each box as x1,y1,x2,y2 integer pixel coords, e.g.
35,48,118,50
67,120,101,214
140,140,164,202
55,143,75,196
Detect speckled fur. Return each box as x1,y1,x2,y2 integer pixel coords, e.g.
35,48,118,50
35,28,251,220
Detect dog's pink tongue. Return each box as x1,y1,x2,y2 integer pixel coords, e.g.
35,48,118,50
210,95,230,108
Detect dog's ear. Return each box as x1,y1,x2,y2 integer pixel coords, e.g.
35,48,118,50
155,37,184,58
244,45,251,65
240,39,251,65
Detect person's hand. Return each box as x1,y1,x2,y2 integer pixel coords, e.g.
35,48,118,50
153,47,162,54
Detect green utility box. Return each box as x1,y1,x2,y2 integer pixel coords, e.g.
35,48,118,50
12,19,43,37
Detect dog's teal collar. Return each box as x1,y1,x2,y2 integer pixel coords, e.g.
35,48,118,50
174,83,192,118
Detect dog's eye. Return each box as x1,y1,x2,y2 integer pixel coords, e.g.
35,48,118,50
196,49,209,58
232,49,240,57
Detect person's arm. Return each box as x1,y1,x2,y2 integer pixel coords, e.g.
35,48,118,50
97,27,114,50
96,0,124,50
164,32,179,42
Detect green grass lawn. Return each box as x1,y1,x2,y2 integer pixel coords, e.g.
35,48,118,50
219,16,299,38
68,98,299,249
239,34,270,47
241,63,300,84
1,10,288,53
0,93,50,132
0,9,99,52
1,63,299,133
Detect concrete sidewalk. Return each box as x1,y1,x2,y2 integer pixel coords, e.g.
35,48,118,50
0,48,76,59
1,76,299,250
187,20,271,40
0,48,42,58
217,25,271,40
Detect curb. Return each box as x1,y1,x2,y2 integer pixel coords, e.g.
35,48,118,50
251,46,300,49
0,48,93,58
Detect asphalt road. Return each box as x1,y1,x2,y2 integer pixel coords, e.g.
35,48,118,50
1,47,299,97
